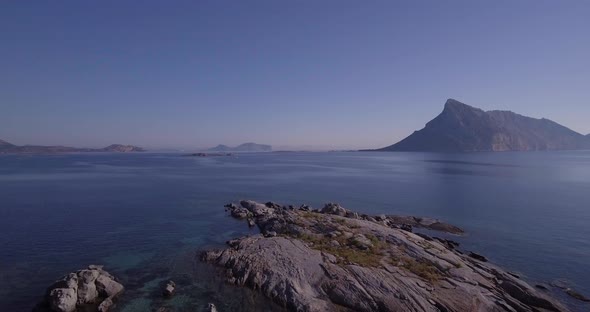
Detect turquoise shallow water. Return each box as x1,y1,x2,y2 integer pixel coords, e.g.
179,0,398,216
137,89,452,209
0,151,589,311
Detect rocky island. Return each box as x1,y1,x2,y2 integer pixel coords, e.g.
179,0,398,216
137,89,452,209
203,200,571,312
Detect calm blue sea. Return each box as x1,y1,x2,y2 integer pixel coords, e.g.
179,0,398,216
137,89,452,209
1,151,589,311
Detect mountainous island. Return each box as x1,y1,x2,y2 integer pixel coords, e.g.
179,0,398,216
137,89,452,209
0,139,144,154
208,142,272,152
373,99,590,152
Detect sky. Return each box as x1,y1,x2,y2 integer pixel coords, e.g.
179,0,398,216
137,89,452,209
1,1,589,150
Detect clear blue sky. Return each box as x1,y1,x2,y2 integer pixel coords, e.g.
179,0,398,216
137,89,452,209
1,1,589,150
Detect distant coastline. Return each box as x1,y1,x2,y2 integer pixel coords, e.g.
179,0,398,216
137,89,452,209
0,139,144,154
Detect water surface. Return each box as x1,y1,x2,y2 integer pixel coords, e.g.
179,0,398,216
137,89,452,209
0,151,589,311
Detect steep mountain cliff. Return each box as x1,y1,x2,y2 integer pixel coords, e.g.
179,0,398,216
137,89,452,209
377,99,590,152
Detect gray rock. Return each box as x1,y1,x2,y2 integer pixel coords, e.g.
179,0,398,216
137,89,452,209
163,280,176,297
95,274,124,298
204,303,218,312
320,203,347,216
97,297,113,312
48,288,77,312
351,234,373,250
76,269,99,304
40,266,123,312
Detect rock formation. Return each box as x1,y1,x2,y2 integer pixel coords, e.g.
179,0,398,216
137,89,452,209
33,265,124,312
204,200,569,312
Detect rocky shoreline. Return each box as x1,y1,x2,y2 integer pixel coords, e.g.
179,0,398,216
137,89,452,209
33,200,588,311
202,200,572,312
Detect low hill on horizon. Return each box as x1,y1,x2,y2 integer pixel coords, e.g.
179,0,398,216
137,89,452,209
374,99,590,152
0,139,145,154
208,142,272,152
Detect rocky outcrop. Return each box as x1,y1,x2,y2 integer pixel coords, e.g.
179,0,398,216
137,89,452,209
33,265,123,312
373,99,590,152
203,200,569,312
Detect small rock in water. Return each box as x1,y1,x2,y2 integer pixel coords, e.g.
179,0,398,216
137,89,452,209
36,265,123,312
565,288,590,302
204,303,218,312
535,284,548,290
163,280,176,297
468,252,488,262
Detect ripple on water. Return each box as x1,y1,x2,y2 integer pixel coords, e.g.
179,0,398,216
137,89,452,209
119,297,152,312
102,251,155,271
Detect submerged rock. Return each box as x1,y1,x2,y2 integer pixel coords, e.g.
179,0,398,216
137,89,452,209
207,200,568,312
565,288,590,302
34,265,123,312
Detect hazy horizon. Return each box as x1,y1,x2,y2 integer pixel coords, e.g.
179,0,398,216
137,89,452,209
2,1,589,150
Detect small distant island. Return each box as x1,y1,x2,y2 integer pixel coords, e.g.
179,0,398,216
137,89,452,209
369,99,590,152
0,139,144,154
208,142,272,152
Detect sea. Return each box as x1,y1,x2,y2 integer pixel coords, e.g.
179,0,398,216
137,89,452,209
1,151,589,311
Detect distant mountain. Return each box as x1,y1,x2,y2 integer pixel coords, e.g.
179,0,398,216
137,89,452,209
374,99,590,152
208,143,272,152
0,139,15,148
0,139,144,154
101,144,145,152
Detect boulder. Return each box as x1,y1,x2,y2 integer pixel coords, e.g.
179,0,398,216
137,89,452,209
163,280,176,297
39,265,123,312
95,274,124,298
204,303,218,312
48,288,77,312
97,297,113,312
320,203,347,216
76,269,99,304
